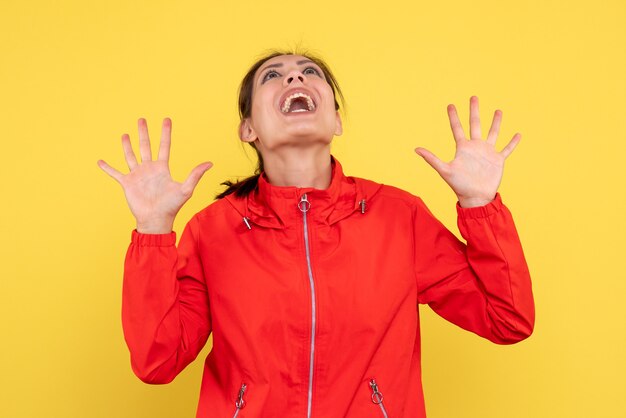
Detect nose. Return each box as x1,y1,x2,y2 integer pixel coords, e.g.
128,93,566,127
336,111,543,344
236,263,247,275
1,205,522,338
283,69,305,86
287,74,304,83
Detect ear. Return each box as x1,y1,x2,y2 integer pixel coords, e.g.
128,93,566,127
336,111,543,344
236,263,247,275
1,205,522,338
239,119,258,143
334,111,343,136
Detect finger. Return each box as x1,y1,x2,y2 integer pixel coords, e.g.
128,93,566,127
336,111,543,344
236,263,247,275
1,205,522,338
500,133,521,159
137,118,152,162
415,147,449,176
486,109,502,145
158,117,172,162
469,96,482,140
97,160,124,183
447,104,466,143
181,162,213,195
121,134,139,170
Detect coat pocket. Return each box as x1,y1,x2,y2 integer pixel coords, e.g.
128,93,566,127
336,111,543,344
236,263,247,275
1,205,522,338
368,378,390,418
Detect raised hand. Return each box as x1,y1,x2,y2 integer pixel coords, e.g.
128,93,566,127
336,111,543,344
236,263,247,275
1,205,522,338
98,118,212,233
415,96,521,208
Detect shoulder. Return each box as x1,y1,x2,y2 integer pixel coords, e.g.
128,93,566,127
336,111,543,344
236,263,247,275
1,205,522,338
349,175,425,210
181,196,249,247
190,195,242,225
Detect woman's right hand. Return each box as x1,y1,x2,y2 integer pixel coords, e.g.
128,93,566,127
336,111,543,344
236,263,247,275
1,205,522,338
98,118,212,234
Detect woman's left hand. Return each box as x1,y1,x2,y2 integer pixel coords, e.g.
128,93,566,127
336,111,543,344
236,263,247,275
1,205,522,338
415,96,521,208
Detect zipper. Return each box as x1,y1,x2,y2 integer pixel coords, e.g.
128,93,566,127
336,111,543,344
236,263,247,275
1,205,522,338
369,378,389,418
299,193,316,418
231,383,247,418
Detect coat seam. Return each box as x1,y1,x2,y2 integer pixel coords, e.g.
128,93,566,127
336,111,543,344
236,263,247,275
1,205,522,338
484,213,519,335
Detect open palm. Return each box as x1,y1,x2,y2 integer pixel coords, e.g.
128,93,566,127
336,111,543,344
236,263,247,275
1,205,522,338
98,118,212,233
415,96,520,208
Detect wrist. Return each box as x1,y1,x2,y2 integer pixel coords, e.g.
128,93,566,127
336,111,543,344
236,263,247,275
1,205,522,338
457,195,495,208
136,218,174,234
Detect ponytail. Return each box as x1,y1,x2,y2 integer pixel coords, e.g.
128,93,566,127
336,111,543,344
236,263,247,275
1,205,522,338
215,150,264,199
215,174,260,200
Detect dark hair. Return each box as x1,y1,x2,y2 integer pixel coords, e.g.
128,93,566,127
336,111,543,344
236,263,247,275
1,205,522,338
216,49,345,199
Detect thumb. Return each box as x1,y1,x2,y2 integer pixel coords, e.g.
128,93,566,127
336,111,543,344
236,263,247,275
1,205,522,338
182,162,213,195
414,147,448,175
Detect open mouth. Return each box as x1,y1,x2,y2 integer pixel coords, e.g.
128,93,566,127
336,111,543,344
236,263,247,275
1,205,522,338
280,92,316,113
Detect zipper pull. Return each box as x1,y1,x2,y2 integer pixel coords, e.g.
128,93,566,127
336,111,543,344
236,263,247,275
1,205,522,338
360,199,367,214
369,378,384,404
235,383,247,409
298,193,311,213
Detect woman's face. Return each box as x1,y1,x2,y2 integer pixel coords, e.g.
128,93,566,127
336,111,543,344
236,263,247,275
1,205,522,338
239,54,343,153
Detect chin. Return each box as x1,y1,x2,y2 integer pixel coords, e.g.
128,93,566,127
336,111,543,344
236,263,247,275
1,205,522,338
254,120,336,151
261,131,333,152
285,129,334,145
283,119,335,138
286,125,324,137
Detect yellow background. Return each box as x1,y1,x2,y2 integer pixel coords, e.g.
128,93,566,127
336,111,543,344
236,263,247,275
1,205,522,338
1,0,624,417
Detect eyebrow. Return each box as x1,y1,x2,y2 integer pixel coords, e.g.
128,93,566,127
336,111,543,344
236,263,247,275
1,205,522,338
258,59,317,75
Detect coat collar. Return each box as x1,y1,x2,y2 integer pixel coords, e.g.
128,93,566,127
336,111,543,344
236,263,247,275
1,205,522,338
225,156,382,229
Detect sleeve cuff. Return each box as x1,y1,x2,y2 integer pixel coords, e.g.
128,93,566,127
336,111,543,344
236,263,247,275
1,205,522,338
456,193,503,219
131,229,177,246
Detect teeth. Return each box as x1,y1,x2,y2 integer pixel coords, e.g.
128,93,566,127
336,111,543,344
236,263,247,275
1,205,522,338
281,92,316,113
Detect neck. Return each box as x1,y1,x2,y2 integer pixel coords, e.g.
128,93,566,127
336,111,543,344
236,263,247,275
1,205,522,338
261,147,332,189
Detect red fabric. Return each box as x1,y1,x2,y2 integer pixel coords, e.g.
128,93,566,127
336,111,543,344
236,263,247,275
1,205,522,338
122,157,534,418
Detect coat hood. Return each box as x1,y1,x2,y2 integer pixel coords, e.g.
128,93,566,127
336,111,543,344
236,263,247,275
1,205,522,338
224,156,383,229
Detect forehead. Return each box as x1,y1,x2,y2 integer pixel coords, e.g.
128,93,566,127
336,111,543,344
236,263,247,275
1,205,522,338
255,55,319,76
264,54,309,66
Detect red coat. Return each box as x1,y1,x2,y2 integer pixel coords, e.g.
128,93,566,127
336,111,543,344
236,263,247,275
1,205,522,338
122,157,534,418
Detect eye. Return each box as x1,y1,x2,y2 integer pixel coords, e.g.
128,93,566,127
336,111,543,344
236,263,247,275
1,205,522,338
303,67,321,76
262,70,280,83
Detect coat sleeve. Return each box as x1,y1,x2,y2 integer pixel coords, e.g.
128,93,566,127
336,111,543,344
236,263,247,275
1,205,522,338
121,215,212,383
413,193,534,344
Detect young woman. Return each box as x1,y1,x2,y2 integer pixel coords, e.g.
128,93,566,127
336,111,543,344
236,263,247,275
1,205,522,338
98,50,534,418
